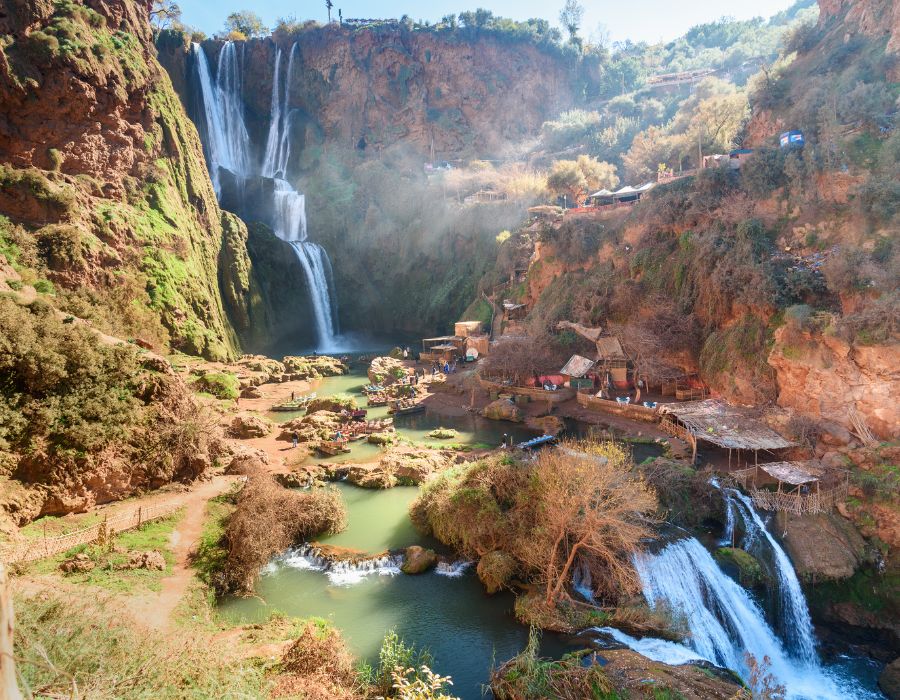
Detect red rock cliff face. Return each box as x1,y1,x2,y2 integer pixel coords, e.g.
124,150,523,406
818,0,900,52
162,29,579,164
769,327,899,440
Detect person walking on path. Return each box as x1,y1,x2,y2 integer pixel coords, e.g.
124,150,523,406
292,431,299,449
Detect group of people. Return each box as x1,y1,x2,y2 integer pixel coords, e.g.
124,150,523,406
430,360,457,376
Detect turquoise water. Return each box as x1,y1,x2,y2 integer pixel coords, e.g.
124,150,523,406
270,365,538,465
219,482,575,699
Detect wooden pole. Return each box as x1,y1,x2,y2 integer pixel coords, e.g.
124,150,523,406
0,562,23,700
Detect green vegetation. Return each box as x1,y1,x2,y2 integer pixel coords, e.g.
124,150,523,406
193,371,239,400
28,511,183,593
492,628,615,699
715,547,766,587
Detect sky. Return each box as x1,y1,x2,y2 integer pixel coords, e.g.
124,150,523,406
178,0,800,45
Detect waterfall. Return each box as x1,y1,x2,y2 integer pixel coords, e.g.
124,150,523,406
632,538,872,699
261,44,298,179
191,41,339,350
435,560,474,578
720,485,818,663
270,544,403,586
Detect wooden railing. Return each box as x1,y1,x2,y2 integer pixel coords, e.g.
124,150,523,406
576,392,660,423
0,501,183,565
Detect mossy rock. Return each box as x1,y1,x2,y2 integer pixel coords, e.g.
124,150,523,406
306,394,357,413
715,547,766,586
193,372,239,400
426,427,458,440
367,432,395,446
401,545,436,574
477,550,517,594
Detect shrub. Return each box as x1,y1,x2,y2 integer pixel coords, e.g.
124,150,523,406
32,278,55,294
217,473,347,594
193,372,238,400
740,148,787,198
275,619,358,697
36,224,83,270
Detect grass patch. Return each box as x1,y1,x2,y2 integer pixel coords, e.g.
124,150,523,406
26,510,183,593
13,589,269,699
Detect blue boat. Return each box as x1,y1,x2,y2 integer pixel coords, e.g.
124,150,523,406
516,434,558,451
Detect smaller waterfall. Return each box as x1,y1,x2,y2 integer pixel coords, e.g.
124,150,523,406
261,44,298,179
271,544,403,586
572,557,595,602
435,560,473,578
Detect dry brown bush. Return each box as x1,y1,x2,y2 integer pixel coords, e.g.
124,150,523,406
272,620,361,699
217,473,347,594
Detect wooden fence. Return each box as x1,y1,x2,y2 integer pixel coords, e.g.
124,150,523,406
0,501,183,565
749,482,849,516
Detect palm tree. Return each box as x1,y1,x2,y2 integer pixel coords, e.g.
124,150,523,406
325,0,333,23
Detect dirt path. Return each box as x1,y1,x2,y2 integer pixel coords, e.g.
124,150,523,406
127,475,240,630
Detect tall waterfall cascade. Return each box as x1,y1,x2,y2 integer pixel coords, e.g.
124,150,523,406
192,41,339,349
610,486,881,700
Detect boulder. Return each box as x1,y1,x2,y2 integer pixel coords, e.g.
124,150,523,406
225,448,269,475
779,512,870,580
240,386,263,399
228,414,272,439
379,448,452,484
819,421,854,447
401,545,437,574
278,411,343,443
880,658,900,700
477,550,517,594
60,552,95,574
282,355,348,378
482,398,523,423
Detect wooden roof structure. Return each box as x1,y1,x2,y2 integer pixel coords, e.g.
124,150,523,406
560,354,596,378
758,461,823,486
595,336,626,360
658,400,795,450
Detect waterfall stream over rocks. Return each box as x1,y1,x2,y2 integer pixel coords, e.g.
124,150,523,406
192,41,339,350
597,483,883,699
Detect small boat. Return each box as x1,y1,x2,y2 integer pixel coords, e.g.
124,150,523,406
363,384,385,395
367,393,390,407
388,399,426,416
516,435,558,451
350,409,368,421
317,439,351,456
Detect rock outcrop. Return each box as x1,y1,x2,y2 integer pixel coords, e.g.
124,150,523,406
768,328,899,441
368,356,406,385
779,512,871,580
228,414,273,439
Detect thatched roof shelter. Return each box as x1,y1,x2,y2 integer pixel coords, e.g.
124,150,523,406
595,336,626,360
658,399,795,451
758,461,822,486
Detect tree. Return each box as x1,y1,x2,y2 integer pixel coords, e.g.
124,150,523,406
325,0,333,23
547,155,618,205
515,442,657,605
224,10,268,39
149,0,181,33
559,0,584,43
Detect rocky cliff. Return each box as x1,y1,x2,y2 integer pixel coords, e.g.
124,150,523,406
160,27,579,168
0,0,261,359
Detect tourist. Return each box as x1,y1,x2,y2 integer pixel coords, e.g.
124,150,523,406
443,361,450,374
403,347,409,360
501,433,508,449
291,391,295,401
335,429,343,441
292,430,299,449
